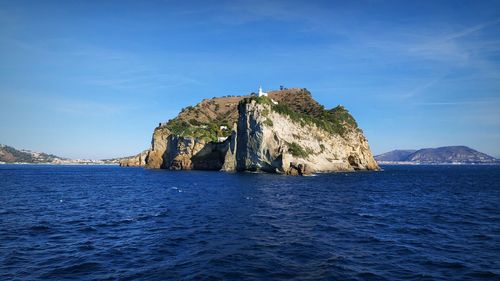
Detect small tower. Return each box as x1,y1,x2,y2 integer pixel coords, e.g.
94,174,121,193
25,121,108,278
258,85,267,97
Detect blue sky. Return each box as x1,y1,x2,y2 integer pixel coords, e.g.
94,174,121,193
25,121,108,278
1,0,499,159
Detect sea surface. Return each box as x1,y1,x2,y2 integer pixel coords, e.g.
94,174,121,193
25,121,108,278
0,165,499,280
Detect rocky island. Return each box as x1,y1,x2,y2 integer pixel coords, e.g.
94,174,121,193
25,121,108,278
121,88,379,175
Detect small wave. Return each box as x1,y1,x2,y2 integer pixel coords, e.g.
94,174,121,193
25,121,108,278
78,226,97,232
356,272,385,280
154,210,169,218
471,233,492,240
422,259,466,269
137,210,169,221
358,236,383,243
357,213,375,218
78,241,95,251
120,218,136,224
42,262,102,277
29,225,51,232
96,210,169,228
395,226,438,235
2,250,29,266
0,209,15,215
465,270,499,279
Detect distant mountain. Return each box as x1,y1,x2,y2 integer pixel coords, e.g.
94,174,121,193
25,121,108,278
0,144,65,163
375,146,498,164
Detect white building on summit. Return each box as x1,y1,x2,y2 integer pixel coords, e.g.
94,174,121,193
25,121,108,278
258,85,279,105
258,86,267,97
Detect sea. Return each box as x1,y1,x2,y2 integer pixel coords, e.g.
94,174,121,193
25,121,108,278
0,165,499,281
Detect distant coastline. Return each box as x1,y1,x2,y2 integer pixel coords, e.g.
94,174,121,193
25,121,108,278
0,144,123,165
0,161,119,165
377,161,499,165
375,146,498,165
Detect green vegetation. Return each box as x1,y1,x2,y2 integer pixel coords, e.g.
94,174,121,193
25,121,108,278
180,106,194,113
263,118,273,127
261,108,270,117
326,105,358,128
239,96,358,136
188,118,202,126
240,95,274,106
165,118,231,142
286,142,313,158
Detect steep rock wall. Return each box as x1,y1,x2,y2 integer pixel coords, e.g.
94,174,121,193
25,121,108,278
119,150,149,167
235,100,379,173
145,129,233,171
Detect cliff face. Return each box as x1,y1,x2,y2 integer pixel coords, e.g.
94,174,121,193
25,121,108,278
144,127,170,168
236,100,378,174
119,150,149,167
140,127,236,170
131,88,379,174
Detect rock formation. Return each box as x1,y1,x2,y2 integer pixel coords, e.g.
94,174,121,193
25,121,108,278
119,150,149,167
122,88,380,174
235,99,378,173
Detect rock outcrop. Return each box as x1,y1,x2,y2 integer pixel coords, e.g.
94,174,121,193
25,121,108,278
126,88,379,174
119,150,149,167
235,100,379,173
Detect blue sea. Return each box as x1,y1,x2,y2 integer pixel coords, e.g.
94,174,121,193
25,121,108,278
0,165,499,280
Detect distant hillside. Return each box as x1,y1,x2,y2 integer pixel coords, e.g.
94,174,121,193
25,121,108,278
375,146,497,164
375,150,416,162
0,144,64,163
0,144,121,165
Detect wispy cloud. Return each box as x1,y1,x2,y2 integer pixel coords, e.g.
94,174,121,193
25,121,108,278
402,74,449,98
1,89,139,117
442,19,500,42
55,99,139,117
63,45,205,91
1,35,204,93
81,72,203,91
407,19,500,62
416,98,500,106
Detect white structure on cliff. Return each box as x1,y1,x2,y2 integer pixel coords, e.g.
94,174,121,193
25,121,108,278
258,86,267,97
